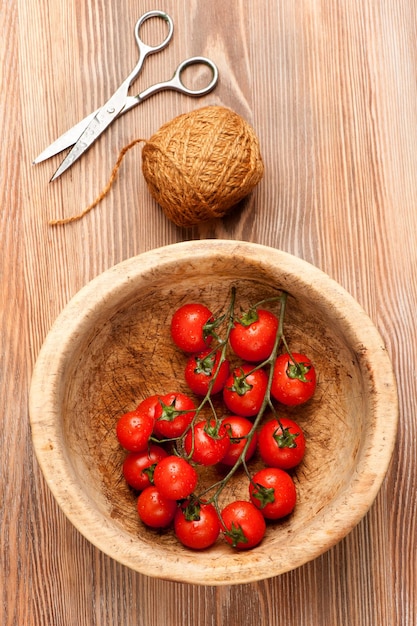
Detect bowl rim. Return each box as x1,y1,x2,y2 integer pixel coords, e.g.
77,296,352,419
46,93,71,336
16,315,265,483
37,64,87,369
29,239,398,585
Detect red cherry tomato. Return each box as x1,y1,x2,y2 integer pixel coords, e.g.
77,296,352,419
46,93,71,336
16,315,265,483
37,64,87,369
135,394,161,421
184,349,230,396
174,500,221,549
271,352,316,406
221,500,266,549
230,308,279,362
153,455,198,500
220,416,258,466
258,417,306,469
153,392,196,439
223,364,268,417
249,467,296,519
184,419,230,466
116,410,154,452
122,444,168,491
137,486,177,528
170,303,214,353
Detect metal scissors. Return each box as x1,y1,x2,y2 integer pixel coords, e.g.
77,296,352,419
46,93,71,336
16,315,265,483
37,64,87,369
34,11,219,181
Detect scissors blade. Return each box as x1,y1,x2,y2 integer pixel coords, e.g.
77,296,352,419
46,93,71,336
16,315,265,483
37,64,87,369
33,112,98,164
50,81,130,181
33,94,145,164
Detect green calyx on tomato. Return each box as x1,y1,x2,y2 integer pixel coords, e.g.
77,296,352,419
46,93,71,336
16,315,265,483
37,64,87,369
194,352,216,376
274,426,299,449
158,399,184,422
286,358,312,383
235,307,259,327
228,368,253,396
250,483,275,508
182,499,202,522
224,521,249,548
203,419,224,440
142,463,157,483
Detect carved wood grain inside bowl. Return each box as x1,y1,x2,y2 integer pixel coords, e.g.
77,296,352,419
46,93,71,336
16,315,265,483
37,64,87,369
29,240,398,585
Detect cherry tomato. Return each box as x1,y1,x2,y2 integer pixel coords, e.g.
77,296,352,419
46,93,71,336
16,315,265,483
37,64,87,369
153,392,196,439
221,500,266,549
116,410,154,452
170,303,214,353
135,394,161,421
184,349,230,396
184,419,230,466
258,417,306,469
220,416,258,466
122,445,168,491
230,308,279,362
271,352,316,406
137,486,177,528
153,455,198,500
174,500,221,549
249,467,296,519
223,364,268,417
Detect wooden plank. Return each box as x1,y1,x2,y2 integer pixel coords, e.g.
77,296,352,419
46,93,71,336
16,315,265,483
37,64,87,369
0,0,415,623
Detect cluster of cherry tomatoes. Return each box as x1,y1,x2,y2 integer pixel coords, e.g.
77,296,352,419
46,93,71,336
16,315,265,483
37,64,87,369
115,292,317,551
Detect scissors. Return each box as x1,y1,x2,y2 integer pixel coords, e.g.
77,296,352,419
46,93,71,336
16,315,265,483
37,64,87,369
34,11,219,181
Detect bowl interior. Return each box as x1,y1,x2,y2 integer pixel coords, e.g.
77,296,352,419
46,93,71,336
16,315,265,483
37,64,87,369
30,240,398,585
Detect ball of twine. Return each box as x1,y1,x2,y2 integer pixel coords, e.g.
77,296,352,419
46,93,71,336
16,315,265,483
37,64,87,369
142,105,264,227
49,105,264,228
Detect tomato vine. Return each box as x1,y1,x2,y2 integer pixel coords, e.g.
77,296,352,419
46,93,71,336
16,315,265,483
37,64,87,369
116,286,316,550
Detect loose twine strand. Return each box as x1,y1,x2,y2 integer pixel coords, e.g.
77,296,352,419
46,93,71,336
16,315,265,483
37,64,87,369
48,138,147,226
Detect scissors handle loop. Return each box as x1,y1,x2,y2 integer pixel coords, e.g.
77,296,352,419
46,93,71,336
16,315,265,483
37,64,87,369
138,57,219,102
129,11,174,83
169,57,219,97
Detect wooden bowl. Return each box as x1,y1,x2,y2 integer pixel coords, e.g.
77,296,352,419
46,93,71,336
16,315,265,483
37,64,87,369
29,240,398,585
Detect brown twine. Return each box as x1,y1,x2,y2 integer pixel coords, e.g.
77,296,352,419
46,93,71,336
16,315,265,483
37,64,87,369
48,138,146,226
141,106,264,227
49,105,264,228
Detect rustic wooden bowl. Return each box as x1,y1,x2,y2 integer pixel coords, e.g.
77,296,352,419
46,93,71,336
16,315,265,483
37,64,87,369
29,240,398,585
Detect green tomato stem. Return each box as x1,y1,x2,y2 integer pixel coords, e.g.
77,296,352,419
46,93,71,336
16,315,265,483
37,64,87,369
195,291,289,508
156,288,290,520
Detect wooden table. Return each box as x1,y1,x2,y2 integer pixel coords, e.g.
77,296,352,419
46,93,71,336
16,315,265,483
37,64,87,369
2,1,416,624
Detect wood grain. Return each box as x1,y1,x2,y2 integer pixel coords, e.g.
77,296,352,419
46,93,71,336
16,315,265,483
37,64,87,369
1,0,416,623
